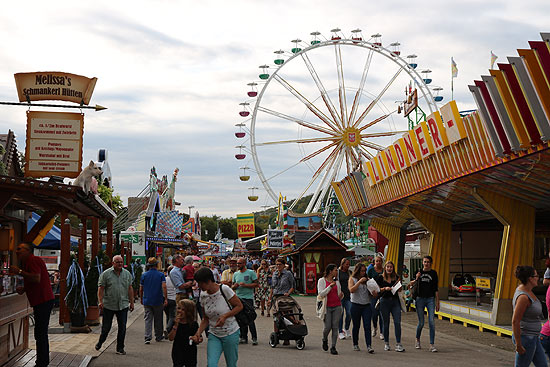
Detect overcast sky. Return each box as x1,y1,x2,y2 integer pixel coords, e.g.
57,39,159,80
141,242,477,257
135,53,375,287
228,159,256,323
0,0,548,218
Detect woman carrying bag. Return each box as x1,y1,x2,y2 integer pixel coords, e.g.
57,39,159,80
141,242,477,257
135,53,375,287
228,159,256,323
317,264,343,355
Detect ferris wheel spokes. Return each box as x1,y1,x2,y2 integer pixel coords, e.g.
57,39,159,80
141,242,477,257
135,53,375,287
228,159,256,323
300,52,342,126
334,43,349,128
361,130,409,138
257,106,338,136
307,149,346,213
272,74,340,132
289,143,344,211
352,67,404,129
348,48,375,126
357,110,398,132
254,136,338,146
360,141,386,151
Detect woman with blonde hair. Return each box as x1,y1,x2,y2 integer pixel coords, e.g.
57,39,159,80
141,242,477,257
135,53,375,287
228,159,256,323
375,261,404,352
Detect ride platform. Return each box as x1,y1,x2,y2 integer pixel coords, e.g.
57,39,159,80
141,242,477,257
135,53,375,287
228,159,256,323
412,298,512,337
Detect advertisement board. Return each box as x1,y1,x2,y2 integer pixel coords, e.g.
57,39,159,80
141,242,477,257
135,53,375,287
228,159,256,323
25,111,83,178
305,263,317,294
14,72,97,105
237,213,255,238
120,231,146,263
267,229,283,249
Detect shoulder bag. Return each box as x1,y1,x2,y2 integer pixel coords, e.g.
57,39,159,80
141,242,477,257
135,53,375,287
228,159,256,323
219,285,256,325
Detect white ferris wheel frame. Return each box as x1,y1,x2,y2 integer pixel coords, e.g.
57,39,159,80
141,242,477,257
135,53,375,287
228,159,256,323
248,37,438,213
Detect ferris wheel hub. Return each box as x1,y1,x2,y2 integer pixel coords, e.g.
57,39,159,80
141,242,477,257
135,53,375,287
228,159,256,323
342,127,361,147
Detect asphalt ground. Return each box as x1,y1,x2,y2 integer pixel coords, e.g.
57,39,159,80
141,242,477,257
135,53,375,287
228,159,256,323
89,296,515,367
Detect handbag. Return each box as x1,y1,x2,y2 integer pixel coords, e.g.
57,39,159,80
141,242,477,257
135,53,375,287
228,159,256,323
316,294,327,320
219,285,256,325
399,292,407,312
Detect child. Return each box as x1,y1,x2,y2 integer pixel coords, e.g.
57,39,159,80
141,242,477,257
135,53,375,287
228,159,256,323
169,299,200,367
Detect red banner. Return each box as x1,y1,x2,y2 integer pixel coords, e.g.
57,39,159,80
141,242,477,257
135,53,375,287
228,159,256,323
305,263,317,294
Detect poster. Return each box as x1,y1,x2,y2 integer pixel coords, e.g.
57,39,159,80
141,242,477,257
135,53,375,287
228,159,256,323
25,111,84,178
305,263,317,294
237,213,255,238
267,229,283,249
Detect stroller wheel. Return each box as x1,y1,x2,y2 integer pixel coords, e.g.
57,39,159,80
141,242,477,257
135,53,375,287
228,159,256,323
296,338,305,350
269,332,279,348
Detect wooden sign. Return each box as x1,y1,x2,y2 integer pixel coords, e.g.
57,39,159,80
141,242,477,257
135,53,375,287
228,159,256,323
25,111,83,178
14,72,97,105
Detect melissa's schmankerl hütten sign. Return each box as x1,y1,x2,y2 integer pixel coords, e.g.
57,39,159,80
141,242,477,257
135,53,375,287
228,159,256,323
14,72,97,105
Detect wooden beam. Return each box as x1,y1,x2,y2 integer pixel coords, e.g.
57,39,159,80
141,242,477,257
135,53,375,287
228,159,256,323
91,218,99,260
0,192,14,211
59,213,70,325
106,218,113,262
23,210,57,244
79,217,87,270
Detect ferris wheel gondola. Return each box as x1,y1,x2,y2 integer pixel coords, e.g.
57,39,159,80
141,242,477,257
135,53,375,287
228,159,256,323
236,28,440,213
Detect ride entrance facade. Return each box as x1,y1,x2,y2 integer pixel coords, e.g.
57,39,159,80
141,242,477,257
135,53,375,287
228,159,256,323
332,32,550,330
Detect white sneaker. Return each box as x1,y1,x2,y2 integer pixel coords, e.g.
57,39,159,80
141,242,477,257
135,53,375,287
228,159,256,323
395,343,405,352
379,333,384,340
430,345,438,352
415,340,421,349
345,329,351,338
338,332,346,340
372,327,377,337
384,343,391,351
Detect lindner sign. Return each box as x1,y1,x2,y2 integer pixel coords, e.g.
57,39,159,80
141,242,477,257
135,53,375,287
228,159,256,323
25,111,83,178
14,72,97,105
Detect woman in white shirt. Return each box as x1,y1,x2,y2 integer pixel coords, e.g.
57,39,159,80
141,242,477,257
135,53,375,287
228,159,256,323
348,263,375,353
191,267,243,367
164,266,177,338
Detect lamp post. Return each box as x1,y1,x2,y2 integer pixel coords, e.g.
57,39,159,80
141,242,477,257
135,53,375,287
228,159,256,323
188,205,195,217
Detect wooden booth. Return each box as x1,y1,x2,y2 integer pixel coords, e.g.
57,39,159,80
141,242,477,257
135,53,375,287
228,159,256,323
286,228,351,294
0,176,115,366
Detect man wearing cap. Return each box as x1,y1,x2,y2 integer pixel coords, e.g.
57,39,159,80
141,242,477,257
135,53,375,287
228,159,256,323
140,257,168,343
96,255,134,355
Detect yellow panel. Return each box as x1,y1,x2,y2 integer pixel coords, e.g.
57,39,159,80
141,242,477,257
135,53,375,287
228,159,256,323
426,111,449,150
395,138,411,168
331,182,351,216
490,69,531,149
440,101,468,144
384,147,400,175
472,188,535,300
370,218,403,266
518,49,550,119
404,131,421,164
409,208,452,292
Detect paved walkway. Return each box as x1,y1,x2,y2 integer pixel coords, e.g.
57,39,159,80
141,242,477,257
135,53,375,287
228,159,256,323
28,304,145,358
89,296,514,367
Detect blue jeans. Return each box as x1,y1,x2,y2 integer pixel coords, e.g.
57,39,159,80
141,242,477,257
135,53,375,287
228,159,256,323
98,307,128,352
415,297,435,344
339,298,352,333
513,334,547,367
371,298,384,332
540,334,550,361
380,297,401,343
33,299,54,367
207,330,239,367
350,302,372,347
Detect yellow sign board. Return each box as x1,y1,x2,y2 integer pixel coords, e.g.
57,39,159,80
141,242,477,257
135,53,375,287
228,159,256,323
14,72,97,105
237,213,255,238
25,111,83,178
475,277,492,290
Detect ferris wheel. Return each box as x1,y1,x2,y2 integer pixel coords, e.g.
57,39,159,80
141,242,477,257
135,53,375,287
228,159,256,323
235,28,442,214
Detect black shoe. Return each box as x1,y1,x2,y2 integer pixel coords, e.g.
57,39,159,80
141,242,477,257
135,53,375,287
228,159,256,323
283,340,290,346
330,347,338,355
322,340,328,351
116,350,126,355
95,342,102,351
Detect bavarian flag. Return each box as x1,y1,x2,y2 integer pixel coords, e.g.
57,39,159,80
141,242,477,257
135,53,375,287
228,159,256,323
451,57,458,78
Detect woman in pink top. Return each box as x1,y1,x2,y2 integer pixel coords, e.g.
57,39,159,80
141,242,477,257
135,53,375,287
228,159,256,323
540,284,550,359
317,264,343,355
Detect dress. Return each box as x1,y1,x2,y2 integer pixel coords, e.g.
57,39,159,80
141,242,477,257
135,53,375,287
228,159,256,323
256,267,272,302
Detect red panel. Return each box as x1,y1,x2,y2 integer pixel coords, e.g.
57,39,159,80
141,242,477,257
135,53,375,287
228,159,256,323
474,80,512,154
498,63,543,145
529,41,550,83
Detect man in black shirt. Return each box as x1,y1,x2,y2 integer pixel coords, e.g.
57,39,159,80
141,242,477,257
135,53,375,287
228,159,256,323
338,258,352,339
411,255,439,352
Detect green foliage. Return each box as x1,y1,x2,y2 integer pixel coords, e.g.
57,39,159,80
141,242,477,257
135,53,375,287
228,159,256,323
97,184,124,214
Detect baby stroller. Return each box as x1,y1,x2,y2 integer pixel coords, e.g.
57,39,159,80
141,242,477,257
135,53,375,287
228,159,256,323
269,296,308,350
